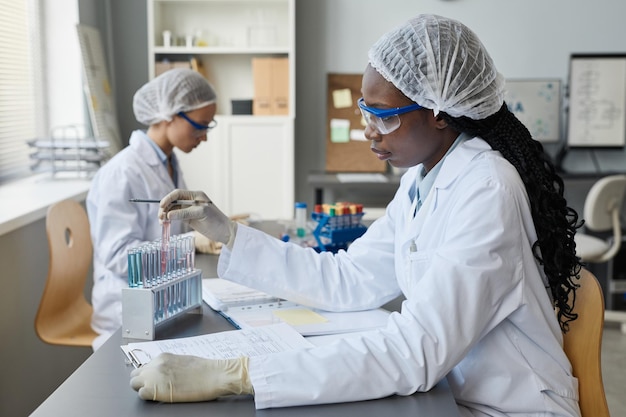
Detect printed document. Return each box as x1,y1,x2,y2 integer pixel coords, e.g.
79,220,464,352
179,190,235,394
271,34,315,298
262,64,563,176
121,323,312,368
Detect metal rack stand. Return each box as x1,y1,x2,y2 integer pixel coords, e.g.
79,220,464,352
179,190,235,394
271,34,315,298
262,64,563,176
122,269,203,340
27,125,110,177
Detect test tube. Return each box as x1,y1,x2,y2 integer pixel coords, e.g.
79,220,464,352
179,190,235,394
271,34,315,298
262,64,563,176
161,220,171,280
176,236,187,277
189,234,195,271
147,244,156,287
328,207,337,229
140,246,148,288
127,248,137,287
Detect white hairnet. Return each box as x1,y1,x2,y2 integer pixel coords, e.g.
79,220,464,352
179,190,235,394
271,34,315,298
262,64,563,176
368,14,504,120
133,68,217,126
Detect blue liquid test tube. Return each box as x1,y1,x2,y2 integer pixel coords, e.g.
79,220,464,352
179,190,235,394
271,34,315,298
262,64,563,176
127,248,136,287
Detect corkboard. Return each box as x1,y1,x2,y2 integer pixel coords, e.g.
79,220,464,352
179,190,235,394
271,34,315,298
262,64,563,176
325,73,387,172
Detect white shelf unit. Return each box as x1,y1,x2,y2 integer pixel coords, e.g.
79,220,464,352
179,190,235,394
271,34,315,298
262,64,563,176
147,0,295,220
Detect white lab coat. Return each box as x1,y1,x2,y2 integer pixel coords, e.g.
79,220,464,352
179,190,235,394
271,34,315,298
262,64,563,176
87,130,189,350
218,137,580,416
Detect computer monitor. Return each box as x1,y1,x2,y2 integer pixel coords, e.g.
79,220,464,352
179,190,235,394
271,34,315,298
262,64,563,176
504,78,562,143
566,53,626,148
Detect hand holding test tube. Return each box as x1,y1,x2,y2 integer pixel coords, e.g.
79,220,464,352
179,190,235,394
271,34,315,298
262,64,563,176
157,190,236,246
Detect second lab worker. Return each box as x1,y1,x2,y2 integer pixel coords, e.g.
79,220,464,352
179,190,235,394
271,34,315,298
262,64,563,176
87,68,217,350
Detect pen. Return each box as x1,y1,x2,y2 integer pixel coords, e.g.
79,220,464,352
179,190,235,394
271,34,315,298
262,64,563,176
129,198,209,205
128,349,143,368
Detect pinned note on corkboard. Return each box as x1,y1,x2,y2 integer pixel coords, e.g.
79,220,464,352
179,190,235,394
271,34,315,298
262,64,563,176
325,73,387,173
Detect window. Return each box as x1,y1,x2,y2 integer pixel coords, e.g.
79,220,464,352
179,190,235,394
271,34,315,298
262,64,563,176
0,0,44,183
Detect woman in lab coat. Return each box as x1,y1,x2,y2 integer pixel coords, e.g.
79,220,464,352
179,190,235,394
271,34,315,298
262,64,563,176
131,15,583,416
86,68,217,350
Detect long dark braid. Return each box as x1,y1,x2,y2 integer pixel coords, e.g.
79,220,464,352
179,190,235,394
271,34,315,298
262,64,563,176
440,103,583,332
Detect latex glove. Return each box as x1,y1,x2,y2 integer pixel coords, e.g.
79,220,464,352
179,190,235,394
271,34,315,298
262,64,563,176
194,214,250,254
159,189,236,245
130,353,253,403
194,230,223,254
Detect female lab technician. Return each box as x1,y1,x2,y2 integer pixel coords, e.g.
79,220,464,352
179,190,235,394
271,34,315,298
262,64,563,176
131,15,583,416
86,68,217,350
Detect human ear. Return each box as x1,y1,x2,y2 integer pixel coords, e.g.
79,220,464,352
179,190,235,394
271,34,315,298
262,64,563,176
432,112,448,130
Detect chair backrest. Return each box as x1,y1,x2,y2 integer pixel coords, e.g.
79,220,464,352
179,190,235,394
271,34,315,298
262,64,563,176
584,174,626,232
35,199,98,347
562,268,610,417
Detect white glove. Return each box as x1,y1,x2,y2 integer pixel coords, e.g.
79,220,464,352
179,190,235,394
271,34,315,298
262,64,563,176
130,353,253,403
194,230,223,254
159,189,236,245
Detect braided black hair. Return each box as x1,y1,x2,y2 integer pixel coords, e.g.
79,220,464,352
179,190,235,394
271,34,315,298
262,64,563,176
440,103,583,332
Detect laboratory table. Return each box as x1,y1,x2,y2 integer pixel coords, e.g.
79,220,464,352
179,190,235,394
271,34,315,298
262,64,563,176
31,235,461,417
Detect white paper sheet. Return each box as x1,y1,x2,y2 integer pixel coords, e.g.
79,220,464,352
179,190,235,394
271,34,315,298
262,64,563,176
121,323,313,368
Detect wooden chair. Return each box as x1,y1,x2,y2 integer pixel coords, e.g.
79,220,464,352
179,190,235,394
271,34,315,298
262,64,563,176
562,268,610,417
35,199,98,347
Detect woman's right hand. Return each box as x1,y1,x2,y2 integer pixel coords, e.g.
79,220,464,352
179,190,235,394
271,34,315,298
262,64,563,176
159,189,235,245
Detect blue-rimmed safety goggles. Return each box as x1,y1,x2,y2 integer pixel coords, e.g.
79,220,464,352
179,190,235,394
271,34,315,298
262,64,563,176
357,97,422,134
177,111,217,136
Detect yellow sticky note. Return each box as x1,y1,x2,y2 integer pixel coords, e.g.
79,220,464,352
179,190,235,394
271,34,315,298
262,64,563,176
273,308,328,326
332,88,353,109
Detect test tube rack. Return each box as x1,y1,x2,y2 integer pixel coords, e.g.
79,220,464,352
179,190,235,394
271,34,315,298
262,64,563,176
121,232,201,340
311,211,367,253
122,269,202,340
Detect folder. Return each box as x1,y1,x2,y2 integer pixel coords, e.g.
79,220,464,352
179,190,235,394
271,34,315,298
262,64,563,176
252,57,273,115
202,278,390,336
271,57,289,115
252,57,289,115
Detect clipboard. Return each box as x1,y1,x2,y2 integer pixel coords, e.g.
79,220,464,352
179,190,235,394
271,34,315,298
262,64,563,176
325,73,387,173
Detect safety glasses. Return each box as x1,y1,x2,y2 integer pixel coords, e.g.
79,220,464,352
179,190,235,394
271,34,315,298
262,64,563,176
357,97,422,134
177,111,218,134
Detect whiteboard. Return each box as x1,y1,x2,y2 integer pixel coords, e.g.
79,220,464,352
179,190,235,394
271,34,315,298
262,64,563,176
76,24,122,153
567,55,626,148
504,79,561,143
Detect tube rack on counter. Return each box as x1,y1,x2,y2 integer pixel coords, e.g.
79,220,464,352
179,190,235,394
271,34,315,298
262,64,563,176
121,233,202,340
311,203,367,253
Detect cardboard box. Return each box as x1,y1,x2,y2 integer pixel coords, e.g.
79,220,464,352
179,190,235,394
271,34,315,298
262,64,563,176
155,60,191,77
271,57,289,115
252,57,289,115
252,58,273,115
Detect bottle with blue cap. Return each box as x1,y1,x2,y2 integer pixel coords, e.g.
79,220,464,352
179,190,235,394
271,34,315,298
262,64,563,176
294,202,307,239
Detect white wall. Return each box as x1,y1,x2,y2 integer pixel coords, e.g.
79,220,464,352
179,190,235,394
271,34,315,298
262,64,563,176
321,0,626,80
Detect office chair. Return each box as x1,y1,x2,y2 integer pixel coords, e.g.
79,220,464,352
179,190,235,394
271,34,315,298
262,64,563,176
562,268,610,417
574,174,626,263
35,199,98,347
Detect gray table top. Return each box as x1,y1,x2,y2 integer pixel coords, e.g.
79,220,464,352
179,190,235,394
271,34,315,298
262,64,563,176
31,234,461,417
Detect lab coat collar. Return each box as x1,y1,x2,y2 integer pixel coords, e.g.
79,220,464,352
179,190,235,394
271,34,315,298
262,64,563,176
401,136,492,250
129,130,166,169
431,136,491,192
